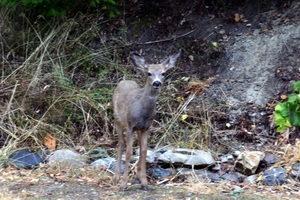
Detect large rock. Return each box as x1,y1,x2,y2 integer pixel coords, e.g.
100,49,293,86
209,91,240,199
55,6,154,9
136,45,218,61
135,149,161,163
158,148,215,166
48,149,86,168
9,149,43,169
234,151,265,175
262,167,287,186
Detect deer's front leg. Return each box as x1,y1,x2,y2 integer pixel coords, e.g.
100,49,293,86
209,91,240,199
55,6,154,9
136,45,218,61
119,129,134,190
138,130,150,190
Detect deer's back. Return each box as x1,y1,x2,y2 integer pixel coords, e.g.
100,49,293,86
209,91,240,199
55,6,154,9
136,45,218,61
113,80,140,123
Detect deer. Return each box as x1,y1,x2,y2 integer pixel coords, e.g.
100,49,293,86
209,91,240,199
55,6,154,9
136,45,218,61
112,50,181,190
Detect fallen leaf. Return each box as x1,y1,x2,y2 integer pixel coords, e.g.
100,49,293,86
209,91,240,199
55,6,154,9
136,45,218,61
181,114,188,121
44,134,56,150
188,55,194,61
234,13,240,22
212,42,218,47
280,94,287,100
177,96,185,103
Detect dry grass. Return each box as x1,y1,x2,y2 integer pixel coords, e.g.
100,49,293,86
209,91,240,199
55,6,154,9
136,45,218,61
0,8,119,164
0,5,217,169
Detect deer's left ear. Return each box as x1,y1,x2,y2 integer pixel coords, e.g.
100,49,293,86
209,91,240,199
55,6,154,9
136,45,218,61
162,49,181,70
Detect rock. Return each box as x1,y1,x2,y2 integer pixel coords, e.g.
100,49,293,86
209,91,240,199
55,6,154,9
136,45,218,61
244,174,258,184
212,162,221,171
262,167,287,186
9,149,43,169
200,1,300,124
233,150,242,157
221,172,241,183
177,168,223,182
147,166,173,179
234,151,265,175
292,162,300,171
91,157,125,174
158,148,215,166
135,149,161,163
48,149,86,168
263,153,281,167
220,154,235,164
88,148,109,160
291,162,300,181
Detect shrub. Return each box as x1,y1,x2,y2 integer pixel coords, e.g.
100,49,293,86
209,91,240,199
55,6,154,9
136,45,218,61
0,0,121,18
274,81,300,132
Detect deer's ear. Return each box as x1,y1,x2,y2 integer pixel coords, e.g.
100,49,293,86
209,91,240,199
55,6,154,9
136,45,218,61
162,49,181,70
131,52,147,71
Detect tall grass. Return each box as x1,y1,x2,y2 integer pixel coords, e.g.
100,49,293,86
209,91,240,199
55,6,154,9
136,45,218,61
0,7,119,165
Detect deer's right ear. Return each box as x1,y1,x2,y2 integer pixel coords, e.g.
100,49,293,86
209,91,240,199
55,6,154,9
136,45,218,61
162,49,181,70
130,52,146,71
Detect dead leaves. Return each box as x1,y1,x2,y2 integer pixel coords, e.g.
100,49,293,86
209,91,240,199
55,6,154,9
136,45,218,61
44,134,56,150
234,13,248,23
184,77,215,96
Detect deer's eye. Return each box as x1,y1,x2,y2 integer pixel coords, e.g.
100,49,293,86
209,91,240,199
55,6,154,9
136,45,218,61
162,72,166,76
148,72,152,76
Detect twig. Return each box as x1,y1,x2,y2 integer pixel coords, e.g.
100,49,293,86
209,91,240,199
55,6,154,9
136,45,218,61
136,30,195,45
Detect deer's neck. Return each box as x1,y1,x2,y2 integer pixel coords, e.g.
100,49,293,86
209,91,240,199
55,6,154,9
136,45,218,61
140,84,161,106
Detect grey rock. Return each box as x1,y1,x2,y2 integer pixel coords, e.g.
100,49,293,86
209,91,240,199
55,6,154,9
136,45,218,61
291,162,300,181
48,149,86,168
91,157,125,174
9,149,43,169
88,148,109,160
177,168,222,182
158,148,215,166
233,150,241,157
221,172,241,183
262,167,287,186
147,166,173,179
244,174,258,184
263,153,281,167
135,149,161,163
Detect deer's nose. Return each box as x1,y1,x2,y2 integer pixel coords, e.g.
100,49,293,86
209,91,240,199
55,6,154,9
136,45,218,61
153,81,161,87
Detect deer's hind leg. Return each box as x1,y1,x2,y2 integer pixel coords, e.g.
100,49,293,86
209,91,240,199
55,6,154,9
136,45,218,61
135,130,150,190
119,127,134,190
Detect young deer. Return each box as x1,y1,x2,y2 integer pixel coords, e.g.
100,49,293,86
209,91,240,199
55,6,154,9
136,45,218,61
112,50,181,190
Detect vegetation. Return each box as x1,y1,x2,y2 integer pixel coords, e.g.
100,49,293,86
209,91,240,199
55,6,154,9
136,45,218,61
0,0,121,17
0,9,118,158
0,0,221,168
275,81,300,132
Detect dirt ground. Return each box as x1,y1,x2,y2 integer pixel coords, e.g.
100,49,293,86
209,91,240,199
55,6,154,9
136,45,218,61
0,180,292,200
0,166,299,200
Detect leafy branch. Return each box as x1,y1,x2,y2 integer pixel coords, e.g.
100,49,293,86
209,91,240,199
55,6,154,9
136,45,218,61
275,81,300,132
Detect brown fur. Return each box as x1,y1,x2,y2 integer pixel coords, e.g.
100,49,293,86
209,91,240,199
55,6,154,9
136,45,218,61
112,50,181,190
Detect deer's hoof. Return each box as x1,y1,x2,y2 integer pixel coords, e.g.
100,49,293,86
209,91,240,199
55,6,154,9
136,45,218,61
141,185,149,191
132,178,141,184
112,177,119,185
